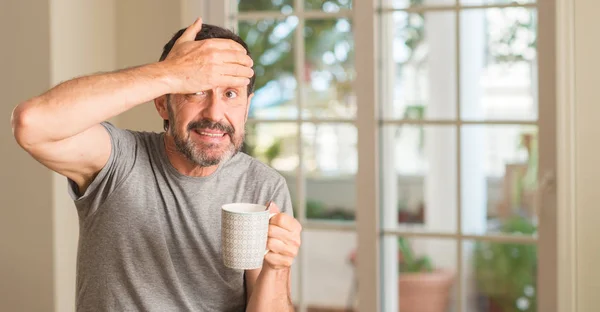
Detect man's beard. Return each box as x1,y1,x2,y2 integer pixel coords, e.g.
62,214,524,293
167,101,244,167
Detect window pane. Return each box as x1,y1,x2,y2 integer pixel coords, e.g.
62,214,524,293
302,123,356,220
464,240,537,312
237,0,294,12
243,122,298,173
304,19,356,119
239,19,298,119
461,0,534,5
381,0,455,9
460,125,538,235
381,125,457,233
460,8,538,121
380,11,457,120
306,230,357,310
305,0,352,11
381,235,458,312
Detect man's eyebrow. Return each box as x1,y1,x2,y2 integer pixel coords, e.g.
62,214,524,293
225,86,246,91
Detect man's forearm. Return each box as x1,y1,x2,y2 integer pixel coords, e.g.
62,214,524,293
246,267,294,312
12,62,173,145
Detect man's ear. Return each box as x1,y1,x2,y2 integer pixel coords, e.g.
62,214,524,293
155,95,169,120
245,93,254,122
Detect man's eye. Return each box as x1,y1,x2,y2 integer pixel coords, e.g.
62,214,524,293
187,91,206,99
225,90,238,99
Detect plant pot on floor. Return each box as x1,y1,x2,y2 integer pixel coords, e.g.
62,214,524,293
398,269,455,312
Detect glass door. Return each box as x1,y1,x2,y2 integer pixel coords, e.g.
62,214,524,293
224,0,557,310
377,0,556,311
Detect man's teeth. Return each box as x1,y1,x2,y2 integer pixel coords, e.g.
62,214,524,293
200,132,225,137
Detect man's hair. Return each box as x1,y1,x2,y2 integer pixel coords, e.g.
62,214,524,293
159,24,255,131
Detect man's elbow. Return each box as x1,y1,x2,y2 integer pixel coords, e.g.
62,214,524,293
11,100,41,150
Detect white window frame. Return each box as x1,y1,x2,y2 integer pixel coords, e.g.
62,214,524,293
194,0,559,311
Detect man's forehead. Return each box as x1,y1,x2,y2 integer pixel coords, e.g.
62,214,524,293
189,86,248,94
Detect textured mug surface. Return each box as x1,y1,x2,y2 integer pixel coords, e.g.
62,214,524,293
221,203,270,270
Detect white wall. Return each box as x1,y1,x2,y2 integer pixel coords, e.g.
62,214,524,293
49,0,117,311
115,0,183,133
0,1,55,311
0,1,185,311
572,0,600,310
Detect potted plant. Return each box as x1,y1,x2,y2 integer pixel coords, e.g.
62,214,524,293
473,216,537,312
347,238,454,312
397,237,455,312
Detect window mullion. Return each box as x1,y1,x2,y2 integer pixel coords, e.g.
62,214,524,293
354,0,380,311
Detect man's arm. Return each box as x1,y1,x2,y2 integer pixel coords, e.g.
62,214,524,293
10,17,253,193
245,202,301,312
246,267,293,311
11,64,172,193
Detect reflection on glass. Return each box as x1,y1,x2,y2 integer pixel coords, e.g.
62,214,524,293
460,8,538,121
301,123,356,220
306,230,357,309
381,126,457,232
237,0,293,12
383,0,455,9
461,125,538,235
238,19,298,119
381,11,456,120
243,123,298,173
305,0,352,11
464,240,537,312
381,235,457,312
304,19,355,118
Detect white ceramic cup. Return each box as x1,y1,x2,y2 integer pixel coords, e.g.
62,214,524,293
221,203,276,270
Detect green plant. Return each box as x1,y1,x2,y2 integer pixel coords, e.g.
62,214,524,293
292,198,356,221
473,216,537,311
264,138,282,166
306,199,326,219
398,237,433,273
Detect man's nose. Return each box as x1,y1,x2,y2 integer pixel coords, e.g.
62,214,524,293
201,93,226,122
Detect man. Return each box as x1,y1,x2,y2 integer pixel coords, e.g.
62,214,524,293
11,17,301,312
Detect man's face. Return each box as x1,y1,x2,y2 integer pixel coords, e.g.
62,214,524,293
166,87,251,167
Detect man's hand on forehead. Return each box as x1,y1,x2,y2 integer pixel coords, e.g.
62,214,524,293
162,18,254,95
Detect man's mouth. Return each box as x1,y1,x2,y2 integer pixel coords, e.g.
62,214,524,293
198,131,225,137
193,128,229,139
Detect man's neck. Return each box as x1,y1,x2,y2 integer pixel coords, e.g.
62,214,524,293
163,134,218,177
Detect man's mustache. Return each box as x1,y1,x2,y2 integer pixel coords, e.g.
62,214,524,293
187,119,235,135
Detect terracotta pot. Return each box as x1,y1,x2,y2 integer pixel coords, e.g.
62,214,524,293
398,269,455,312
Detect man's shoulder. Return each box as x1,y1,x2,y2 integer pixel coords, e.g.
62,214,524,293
226,153,286,184
101,121,162,139
101,121,163,147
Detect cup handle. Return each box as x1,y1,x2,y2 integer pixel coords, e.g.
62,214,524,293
264,213,278,256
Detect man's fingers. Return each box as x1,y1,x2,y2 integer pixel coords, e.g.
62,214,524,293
207,38,248,53
264,250,294,268
267,238,297,258
268,224,301,247
216,50,254,67
219,64,254,79
176,17,203,44
213,75,251,88
269,213,302,233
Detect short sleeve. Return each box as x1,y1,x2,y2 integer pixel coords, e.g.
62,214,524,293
271,176,294,218
67,122,138,219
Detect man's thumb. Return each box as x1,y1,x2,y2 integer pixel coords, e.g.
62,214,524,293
267,201,281,214
177,17,203,43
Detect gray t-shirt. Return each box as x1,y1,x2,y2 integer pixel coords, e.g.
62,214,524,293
68,122,293,312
